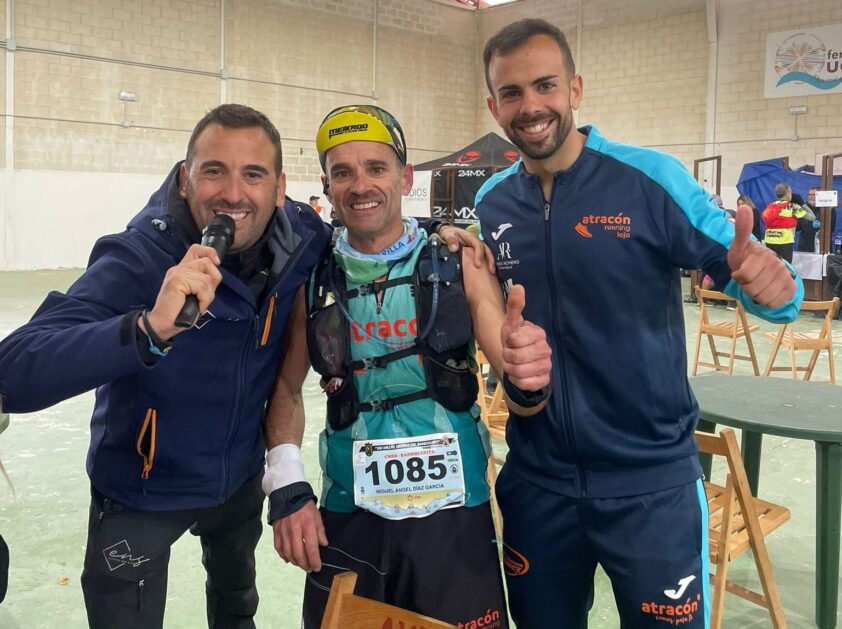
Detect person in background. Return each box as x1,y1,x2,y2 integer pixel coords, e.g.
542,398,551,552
737,193,763,241
762,182,814,263
796,188,821,253
308,194,324,217
477,18,802,628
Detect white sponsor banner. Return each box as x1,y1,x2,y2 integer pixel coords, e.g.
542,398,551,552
815,190,838,207
765,24,842,98
401,169,432,217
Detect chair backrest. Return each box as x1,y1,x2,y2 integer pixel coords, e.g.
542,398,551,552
694,428,789,629
798,297,840,342
474,350,508,439
695,288,751,331
321,571,459,629
764,296,839,382
692,288,760,376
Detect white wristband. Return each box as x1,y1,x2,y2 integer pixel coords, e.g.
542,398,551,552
262,444,306,497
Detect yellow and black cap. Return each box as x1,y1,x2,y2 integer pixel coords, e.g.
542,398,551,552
316,105,407,170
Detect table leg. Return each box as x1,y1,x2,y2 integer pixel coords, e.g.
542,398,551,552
696,419,717,481
815,442,842,629
740,431,763,496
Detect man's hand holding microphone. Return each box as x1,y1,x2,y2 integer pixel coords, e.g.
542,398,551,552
138,215,236,352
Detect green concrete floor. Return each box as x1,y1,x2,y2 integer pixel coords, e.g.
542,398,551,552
0,269,839,628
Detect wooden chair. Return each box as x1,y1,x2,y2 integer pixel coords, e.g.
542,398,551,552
763,297,839,384
475,350,508,442
691,288,760,376
474,349,508,534
696,428,790,629
321,571,458,629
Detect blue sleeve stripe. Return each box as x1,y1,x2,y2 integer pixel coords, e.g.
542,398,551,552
586,127,802,323
475,160,520,207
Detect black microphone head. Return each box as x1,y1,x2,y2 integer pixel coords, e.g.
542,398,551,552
201,214,236,258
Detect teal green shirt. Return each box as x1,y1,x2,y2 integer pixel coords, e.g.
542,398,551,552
314,232,491,513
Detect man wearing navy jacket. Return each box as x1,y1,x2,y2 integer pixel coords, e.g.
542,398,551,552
0,101,484,628
477,18,802,628
0,104,331,628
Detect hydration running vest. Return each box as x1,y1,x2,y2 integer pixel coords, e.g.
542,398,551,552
306,236,478,432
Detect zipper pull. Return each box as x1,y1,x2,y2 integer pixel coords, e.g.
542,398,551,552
544,201,551,221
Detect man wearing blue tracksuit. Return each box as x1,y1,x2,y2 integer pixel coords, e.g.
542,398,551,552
478,19,802,628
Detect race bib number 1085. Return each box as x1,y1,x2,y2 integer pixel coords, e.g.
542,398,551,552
352,432,465,520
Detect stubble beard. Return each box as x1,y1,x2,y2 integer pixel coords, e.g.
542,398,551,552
505,110,572,162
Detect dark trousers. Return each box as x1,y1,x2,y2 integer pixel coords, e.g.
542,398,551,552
81,473,264,629
496,466,709,628
765,242,793,264
302,503,508,629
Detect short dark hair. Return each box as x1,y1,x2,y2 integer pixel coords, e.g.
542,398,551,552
483,18,575,95
309,195,319,201
186,104,283,176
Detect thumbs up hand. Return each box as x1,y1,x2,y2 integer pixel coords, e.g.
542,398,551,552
727,204,796,309
501,284,552,391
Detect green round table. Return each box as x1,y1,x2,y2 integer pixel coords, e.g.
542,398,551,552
690,374,842,628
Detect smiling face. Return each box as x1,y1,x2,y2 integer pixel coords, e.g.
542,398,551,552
323,140,413,253
486,34,582,171
179,124,284,252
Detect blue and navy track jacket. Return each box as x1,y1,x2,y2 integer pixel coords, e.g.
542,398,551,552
0,164,331,510
476,126,802,499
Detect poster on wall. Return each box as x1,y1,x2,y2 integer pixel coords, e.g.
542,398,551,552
765,24,842,98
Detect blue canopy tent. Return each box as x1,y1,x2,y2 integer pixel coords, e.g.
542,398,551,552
738,158,842,300
737,158,842,209
736,158,842,249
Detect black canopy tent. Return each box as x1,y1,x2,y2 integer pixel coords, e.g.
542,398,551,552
414,132,520,226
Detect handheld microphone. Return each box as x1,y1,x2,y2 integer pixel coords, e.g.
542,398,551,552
174,214,236,328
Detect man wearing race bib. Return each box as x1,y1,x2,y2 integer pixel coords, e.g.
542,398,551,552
262,104,553,628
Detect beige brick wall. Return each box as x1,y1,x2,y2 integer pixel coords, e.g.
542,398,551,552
1,0,6,170
13,51,218,172
580,5,709,155
1,48,6,170
2,0,841,184
226,0,479,179
475,0,710,171
13,117,188,173
226,0,373,98
714,0,842,187
15,0,220,71
376,5,479,165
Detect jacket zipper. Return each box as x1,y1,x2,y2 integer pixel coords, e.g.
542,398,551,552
135,407,157,483
260,293,277,346
541,178,588,497
219,231,314,502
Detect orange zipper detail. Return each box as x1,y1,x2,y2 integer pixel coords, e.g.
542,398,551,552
136,408,157,480
260,293,277,347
